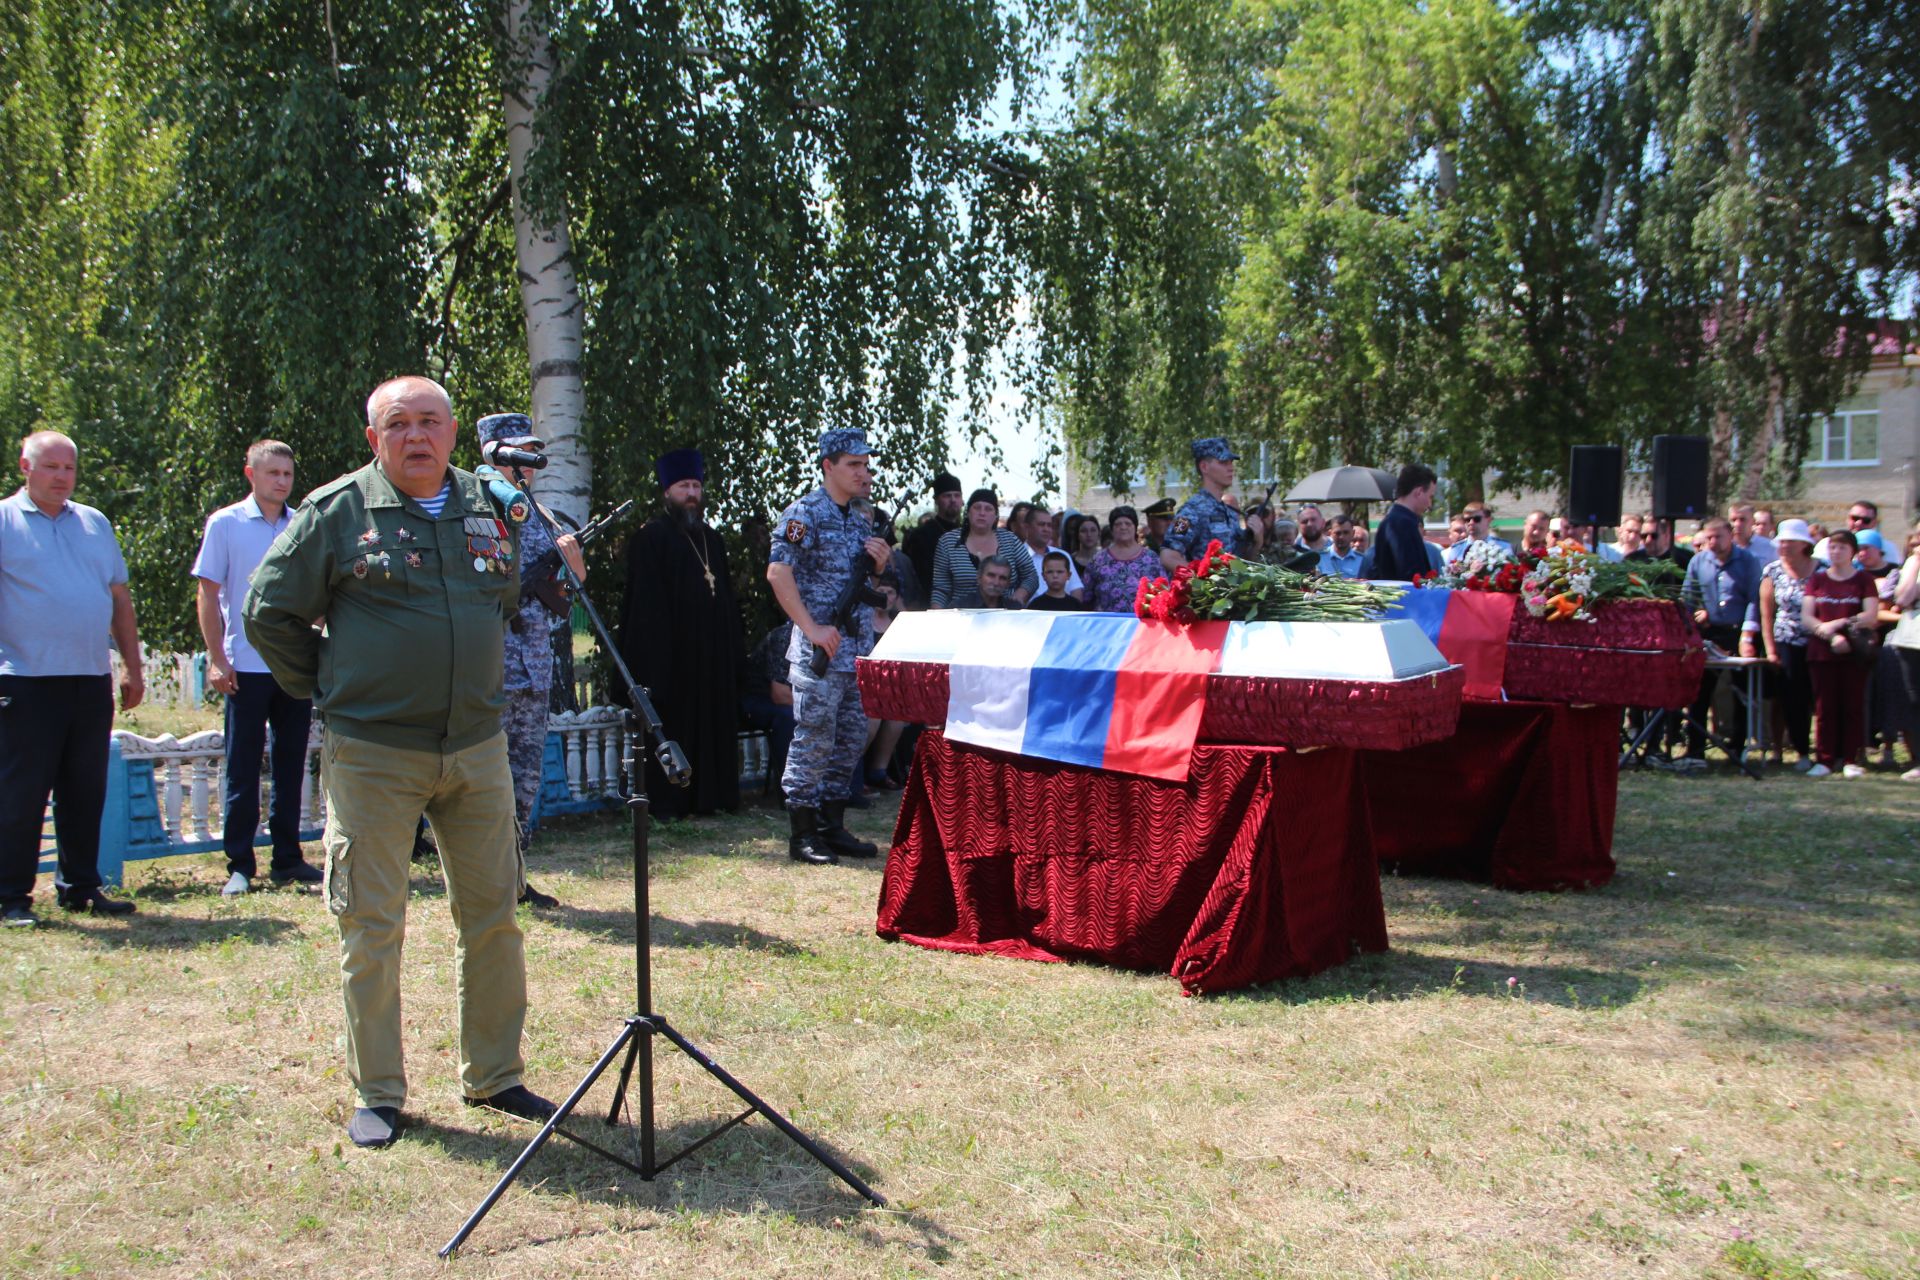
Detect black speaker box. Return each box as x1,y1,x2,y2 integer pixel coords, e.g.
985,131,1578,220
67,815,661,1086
1651,434,1710,520
1568,445,1623,527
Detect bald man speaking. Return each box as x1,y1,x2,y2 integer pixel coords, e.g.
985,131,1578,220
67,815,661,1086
244,376,552,1149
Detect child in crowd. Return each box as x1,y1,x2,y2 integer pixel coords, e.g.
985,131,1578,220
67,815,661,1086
1028,551,1090,612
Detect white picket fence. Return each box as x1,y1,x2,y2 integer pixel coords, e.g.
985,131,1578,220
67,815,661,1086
44,708,634,877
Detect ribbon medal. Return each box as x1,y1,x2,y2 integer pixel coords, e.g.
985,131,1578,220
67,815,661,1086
466,517,513,574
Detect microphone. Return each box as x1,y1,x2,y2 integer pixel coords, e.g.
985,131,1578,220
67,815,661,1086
480,439,548,470
474,465,532,524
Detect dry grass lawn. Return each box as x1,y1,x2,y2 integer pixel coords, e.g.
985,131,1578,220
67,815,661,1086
2,768,1916,1279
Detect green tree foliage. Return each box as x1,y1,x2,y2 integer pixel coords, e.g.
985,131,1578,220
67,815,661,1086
1029,0,1916,507
0,0,1050,647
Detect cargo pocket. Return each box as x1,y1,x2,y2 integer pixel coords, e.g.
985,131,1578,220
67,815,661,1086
322,828,354,917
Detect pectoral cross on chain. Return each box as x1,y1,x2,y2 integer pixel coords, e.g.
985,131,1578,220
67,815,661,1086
702,565,716,594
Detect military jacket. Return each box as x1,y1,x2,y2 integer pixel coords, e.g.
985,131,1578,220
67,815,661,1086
768,486,874,674
243,461,519,753
1166,490,1248,561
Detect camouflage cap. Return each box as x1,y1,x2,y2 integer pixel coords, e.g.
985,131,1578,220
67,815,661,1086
1191,436,1240,463
818,428,873,460
475,412,539,446
1143,497,1178,518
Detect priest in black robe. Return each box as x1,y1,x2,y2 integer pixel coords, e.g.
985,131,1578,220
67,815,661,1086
618,448,746,818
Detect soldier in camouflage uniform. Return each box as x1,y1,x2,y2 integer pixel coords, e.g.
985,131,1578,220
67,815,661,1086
1161,437,1263,569
474,413,584,911
766,429,891,865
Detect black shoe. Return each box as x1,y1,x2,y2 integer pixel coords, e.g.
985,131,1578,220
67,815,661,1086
463,1084,557,1122
819,799,879,859
59,887,135,916
2,905,36,928
349,1105,402,1149
270,861,324,886
787,807,836,865
518,883,559,909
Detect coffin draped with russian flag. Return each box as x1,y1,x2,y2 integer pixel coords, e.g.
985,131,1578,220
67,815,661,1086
1382,588,1704,709
857,611,1467,780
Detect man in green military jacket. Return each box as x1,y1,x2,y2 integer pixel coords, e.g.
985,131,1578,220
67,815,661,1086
244,375,553,1149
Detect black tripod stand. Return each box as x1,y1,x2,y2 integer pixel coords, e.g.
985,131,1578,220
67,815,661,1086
440,482,884,1258
1618,707,1764,780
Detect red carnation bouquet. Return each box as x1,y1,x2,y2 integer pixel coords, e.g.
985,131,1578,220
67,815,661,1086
1136,540,1401,624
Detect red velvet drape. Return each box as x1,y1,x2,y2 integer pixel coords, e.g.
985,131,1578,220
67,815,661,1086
877,731,1387,994
1360,700,1620,891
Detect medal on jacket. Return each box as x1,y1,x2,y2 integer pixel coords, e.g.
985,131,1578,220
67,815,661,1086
396,527,415,543
405,551,423,568
352,557,369,579
358,528,381,548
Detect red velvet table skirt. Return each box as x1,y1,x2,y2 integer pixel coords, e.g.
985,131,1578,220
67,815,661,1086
876,731,1388,995
1359,700,1620,891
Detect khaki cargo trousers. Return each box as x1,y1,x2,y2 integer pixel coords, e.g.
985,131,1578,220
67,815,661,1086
320,729,527,1110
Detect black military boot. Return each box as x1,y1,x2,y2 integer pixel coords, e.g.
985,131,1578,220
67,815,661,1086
788,807,836,865
818,799,879,859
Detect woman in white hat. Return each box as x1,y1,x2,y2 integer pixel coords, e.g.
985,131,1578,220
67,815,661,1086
1757,519,1821,771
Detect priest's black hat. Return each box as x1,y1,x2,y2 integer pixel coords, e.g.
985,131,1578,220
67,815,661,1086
656,448,705,489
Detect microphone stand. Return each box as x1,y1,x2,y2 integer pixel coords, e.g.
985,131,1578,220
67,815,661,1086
440,477,884,1258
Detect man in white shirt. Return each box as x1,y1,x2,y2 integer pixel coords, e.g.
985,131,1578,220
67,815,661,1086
192,440,320,895
1022,508,1082,597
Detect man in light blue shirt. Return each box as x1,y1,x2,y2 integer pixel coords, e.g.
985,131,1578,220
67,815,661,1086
1444,504,1511,564
192,440,319,895
1318,512,1366,577
0,431,145,924
1729,502,1777,569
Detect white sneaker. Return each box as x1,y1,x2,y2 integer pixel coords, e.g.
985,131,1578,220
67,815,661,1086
1902,767,1920,782
1842,764,1867,778
222,872,250,897
1805,763,1832,778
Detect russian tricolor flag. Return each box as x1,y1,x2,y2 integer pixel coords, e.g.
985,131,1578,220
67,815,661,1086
944,613,1228,781
1381,588,1514,700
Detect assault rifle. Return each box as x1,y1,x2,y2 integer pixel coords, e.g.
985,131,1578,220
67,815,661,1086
809,546,888,677
520,499,634,615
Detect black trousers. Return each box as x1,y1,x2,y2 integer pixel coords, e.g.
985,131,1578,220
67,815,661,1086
1774,644,1814,757
0,674,113,908
223,671,313,877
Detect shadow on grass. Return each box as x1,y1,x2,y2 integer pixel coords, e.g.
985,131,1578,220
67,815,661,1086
1229,948,1649,1010
413,1108,945,1259
54,912,300,950
545,907,813,957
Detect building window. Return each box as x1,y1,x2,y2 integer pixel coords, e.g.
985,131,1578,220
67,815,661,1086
1811,398,1879,467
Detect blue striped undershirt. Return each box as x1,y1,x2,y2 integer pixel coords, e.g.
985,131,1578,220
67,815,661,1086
414,481,452,518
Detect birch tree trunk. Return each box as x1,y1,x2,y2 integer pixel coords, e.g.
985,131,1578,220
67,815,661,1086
500,0,589,526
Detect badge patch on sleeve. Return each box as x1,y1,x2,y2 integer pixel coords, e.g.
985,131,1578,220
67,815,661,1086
783,519,808,545
1171,516,1192,535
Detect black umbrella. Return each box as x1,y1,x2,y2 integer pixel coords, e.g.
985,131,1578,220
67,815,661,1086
1282,466,1396,504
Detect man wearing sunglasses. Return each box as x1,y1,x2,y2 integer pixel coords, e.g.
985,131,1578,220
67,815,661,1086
1443,502,1510,565
1816,502,1881,566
